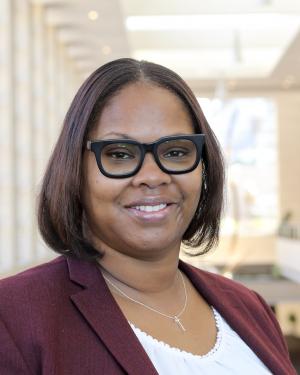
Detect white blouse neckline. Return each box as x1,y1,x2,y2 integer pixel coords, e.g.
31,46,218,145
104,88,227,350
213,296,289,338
129,307,272,374
129,307,223,361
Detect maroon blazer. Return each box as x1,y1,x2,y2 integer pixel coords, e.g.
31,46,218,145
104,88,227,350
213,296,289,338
0,255,296,375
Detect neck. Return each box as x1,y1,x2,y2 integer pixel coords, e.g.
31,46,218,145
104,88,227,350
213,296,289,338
97,245,181,295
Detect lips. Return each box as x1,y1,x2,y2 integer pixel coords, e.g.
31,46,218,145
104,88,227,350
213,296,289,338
124,197,177,222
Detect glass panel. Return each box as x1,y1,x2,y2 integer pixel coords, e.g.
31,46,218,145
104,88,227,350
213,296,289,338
101,143,141,174
158,139,197,170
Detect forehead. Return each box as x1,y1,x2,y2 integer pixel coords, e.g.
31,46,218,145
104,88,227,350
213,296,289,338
91,82,194,141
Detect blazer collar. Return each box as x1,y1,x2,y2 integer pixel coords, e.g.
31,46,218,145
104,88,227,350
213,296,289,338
66,256,158,375
66,256,290,375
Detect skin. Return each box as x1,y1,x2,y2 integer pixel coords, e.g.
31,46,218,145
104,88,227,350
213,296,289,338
82,82,216,355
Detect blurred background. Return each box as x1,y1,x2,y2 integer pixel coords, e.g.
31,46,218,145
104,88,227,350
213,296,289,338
1,0,300,369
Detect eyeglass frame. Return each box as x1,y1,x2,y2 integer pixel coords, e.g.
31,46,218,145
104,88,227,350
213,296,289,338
86,134,205,178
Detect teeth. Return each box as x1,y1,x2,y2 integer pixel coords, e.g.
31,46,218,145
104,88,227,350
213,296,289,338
133,204,167,212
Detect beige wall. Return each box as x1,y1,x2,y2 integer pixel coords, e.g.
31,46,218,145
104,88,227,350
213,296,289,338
277,91,300,223
276,91,300,337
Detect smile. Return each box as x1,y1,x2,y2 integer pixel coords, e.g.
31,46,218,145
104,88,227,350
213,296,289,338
125,203,175,222
132,204,167,212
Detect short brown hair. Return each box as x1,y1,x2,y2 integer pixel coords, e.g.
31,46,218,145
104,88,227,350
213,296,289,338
38,58,224,263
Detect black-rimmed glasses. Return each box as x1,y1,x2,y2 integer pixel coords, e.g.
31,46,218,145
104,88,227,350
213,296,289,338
86,134,205,178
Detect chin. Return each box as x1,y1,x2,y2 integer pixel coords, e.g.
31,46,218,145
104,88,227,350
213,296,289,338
123,236,181,257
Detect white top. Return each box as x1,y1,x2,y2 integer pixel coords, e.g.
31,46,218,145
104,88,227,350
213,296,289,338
129,308,272,374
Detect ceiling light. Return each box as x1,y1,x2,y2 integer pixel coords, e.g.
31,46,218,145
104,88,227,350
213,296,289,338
126,14,300,31
88,11,99,21
259,0,273,5
102,46,112,55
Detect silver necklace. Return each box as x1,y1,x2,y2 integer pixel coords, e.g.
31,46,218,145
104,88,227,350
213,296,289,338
102,270,187,332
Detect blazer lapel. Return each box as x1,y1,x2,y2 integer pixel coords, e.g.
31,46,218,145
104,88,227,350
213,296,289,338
66,256,158,375
179,260,291,375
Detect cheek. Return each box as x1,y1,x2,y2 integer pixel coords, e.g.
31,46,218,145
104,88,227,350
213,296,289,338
82,153,121,206
84,175,122,210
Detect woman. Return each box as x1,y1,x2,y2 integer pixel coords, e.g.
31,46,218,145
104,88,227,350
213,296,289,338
0,58,296,374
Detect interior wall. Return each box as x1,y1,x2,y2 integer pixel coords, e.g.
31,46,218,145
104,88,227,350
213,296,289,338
277,91,300,223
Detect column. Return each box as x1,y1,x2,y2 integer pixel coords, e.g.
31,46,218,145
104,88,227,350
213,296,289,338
32,3,50,259
14,0,34,266
0,0,16,272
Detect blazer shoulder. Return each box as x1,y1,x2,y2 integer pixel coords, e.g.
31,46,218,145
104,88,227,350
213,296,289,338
184,261,255,295
183,262,274,317
0,256,68,298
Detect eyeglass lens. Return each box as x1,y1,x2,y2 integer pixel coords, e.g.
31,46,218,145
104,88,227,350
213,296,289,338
100,139,197,176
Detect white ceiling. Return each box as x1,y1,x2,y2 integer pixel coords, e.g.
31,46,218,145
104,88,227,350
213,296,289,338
32,0,300,93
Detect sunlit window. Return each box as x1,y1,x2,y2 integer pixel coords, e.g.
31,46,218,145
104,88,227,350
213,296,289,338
198,97,278,236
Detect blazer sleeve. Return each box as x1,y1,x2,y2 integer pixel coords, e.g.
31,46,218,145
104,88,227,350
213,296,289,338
0,315,32,375
253,290,290,356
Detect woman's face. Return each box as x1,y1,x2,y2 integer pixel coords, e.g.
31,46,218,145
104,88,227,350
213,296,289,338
82,82,202,260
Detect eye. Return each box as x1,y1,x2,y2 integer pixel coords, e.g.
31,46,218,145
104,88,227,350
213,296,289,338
105,149,135,160
163,149,189,158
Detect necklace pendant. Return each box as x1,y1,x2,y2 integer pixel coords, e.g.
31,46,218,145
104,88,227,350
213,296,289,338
174,316,186,332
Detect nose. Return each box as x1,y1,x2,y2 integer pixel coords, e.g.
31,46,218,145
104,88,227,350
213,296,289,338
131,152,171,188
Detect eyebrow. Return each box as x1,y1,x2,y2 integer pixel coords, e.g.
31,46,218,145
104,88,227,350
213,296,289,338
102,132,136,140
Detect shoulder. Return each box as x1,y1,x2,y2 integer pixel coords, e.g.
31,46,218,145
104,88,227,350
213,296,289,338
182,260,258,300
0,256,69,303
0,255,67,286
198,267,271,313
182,261,289,354
0,255,76,351
182,261,277,328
